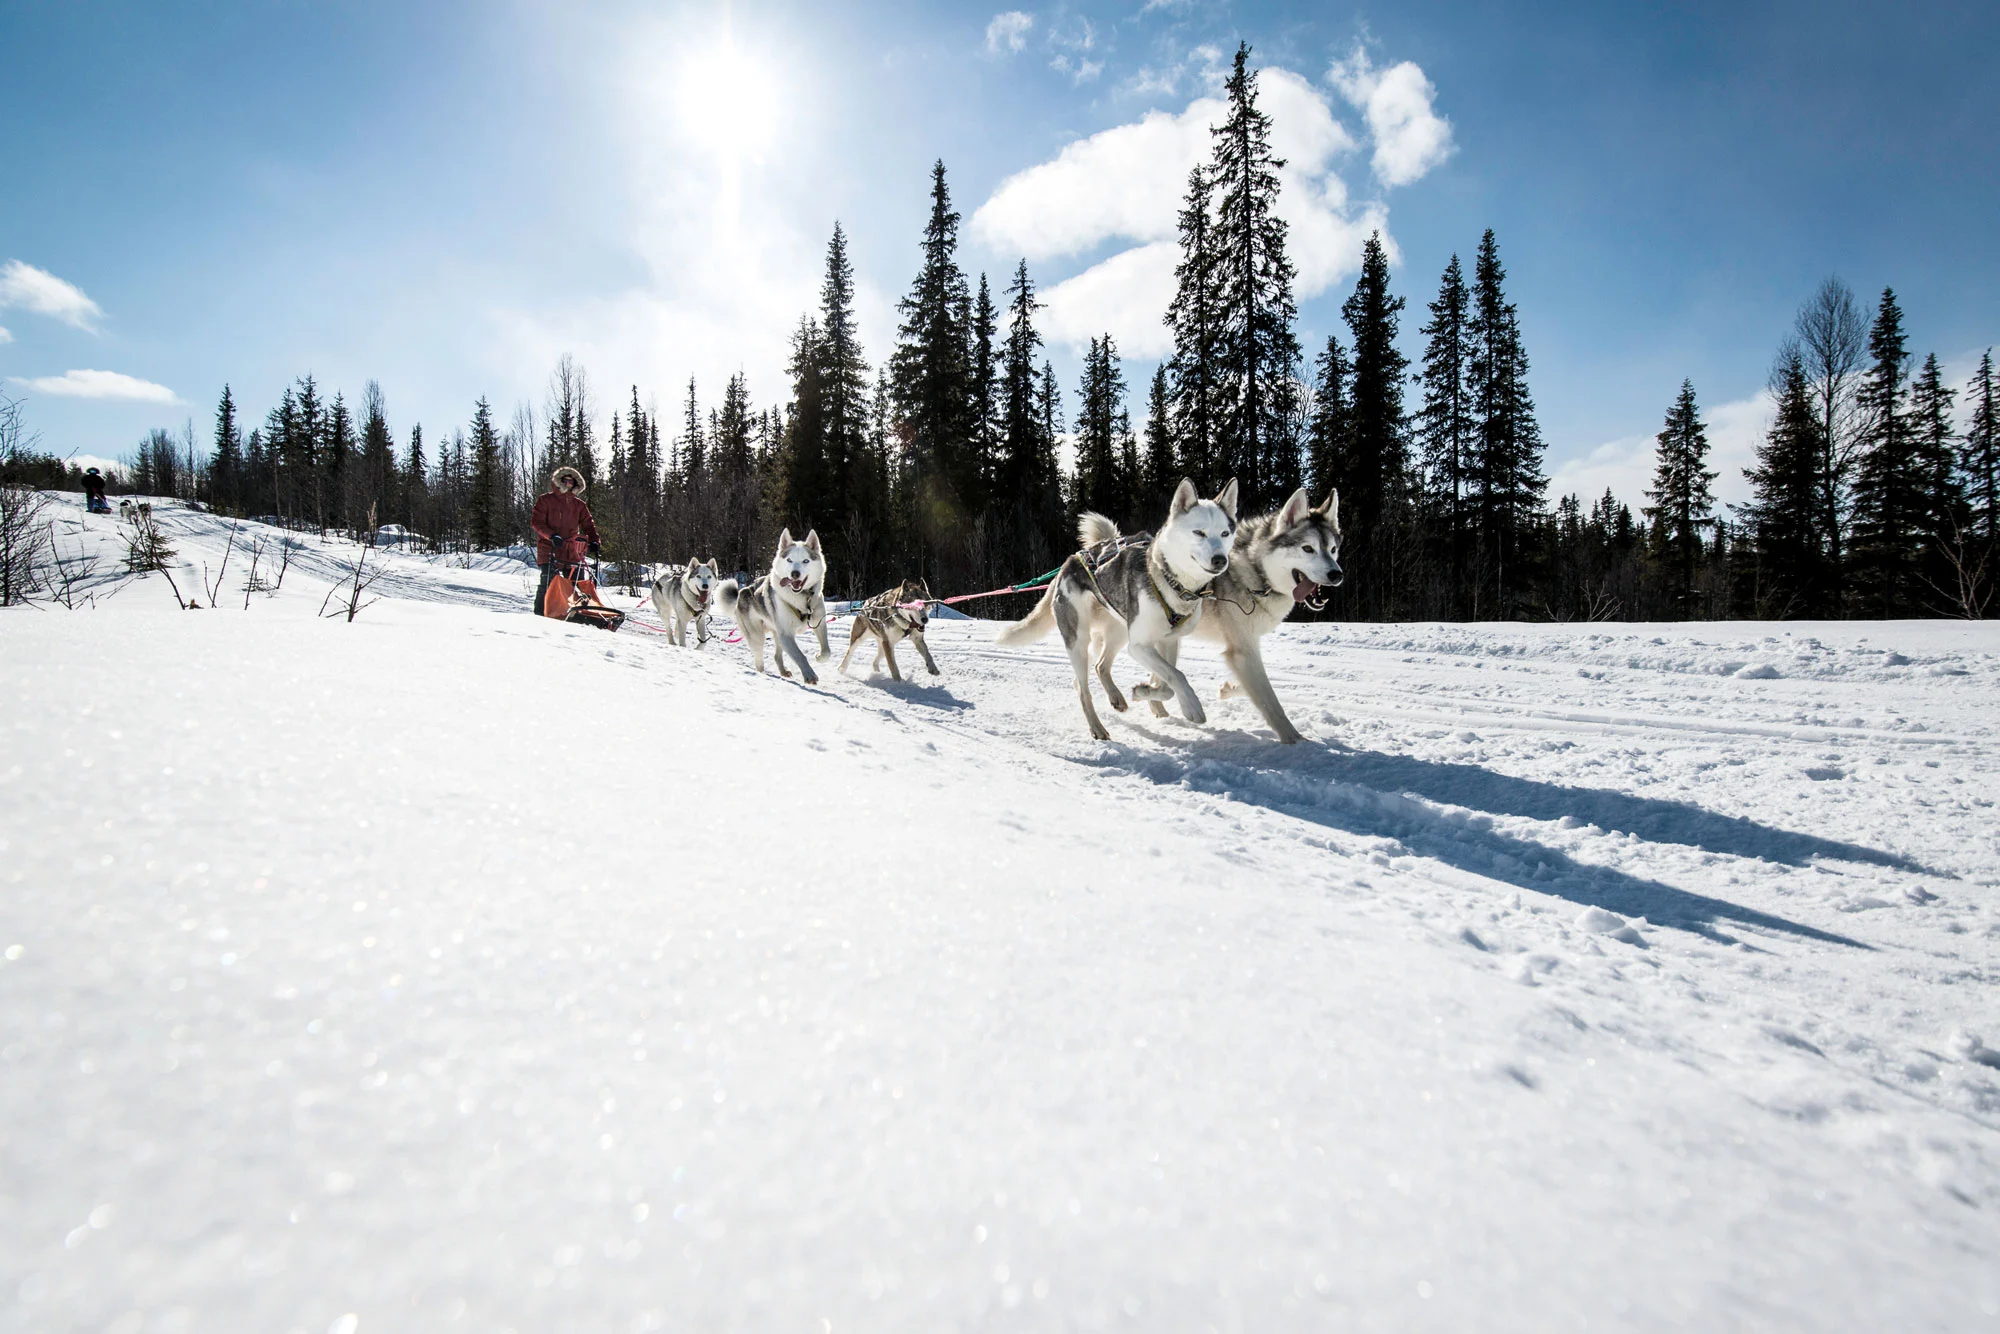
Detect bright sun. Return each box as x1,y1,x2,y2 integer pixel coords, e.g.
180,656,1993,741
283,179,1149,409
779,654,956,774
674,35,783,160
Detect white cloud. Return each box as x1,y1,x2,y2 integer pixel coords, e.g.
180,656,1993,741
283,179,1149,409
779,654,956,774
1050,54,1103,84
971,66,1381,353
1038,242,1180,358
1328,48,1453,188
985,11,1033,56
8,369,179,403
0,260,104,332
1551,390,1775,512
0,325,11,345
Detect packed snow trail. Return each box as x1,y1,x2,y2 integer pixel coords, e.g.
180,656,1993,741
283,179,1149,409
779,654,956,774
4,499,1998,1332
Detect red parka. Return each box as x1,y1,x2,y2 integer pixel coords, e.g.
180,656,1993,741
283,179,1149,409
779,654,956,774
531,490,599,563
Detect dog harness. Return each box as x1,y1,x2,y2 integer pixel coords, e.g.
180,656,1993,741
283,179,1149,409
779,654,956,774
1144,545,1212,630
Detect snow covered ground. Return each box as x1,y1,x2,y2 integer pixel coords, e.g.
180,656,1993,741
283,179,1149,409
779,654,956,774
4,496,1999,1332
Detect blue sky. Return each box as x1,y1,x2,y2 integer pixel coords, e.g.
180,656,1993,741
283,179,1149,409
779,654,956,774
3,0,1994,509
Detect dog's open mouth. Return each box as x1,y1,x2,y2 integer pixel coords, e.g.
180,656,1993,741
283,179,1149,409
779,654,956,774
1290,570,1321,602
781,575,806,591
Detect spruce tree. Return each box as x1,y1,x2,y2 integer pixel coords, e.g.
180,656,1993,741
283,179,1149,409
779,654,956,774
970,272,1001,506
1909,351,1963,603
1165,167,1222,489
1072,335,1129,519
1851,288,1918,615
1644,380,1716,615
998,260,1046,523
1140,364,1176,521
467,397,501,552
1743,352,1828,615
210,384,243,515
817,223,874,583
1334,232,1409,616
403,423,427,535
1208,43,1303,510
359,380,396,529
781,315,827,538
1467,230,1545,613
1304,332,1349,505
1962,349,1998,546
890,161,976,529
324,391,355,532
1416,256,1473,606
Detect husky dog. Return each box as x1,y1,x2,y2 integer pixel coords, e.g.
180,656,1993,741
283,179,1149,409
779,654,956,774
1191,487,1343,744
840,578,940,680
651,558,720,647
117,499,137,523
715,529,830,684
996,478,1237,740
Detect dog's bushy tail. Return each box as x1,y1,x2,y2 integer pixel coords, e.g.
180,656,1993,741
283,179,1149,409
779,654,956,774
1077,512,1119,548
994,579,1059,646
714,578,743,615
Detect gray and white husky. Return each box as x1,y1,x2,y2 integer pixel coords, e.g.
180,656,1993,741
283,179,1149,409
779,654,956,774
650,558,720,647
715,529,830,684
1192,486,1343,743
996,477,1237,740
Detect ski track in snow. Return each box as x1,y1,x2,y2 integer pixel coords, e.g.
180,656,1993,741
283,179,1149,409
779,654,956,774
5,497,1999,1332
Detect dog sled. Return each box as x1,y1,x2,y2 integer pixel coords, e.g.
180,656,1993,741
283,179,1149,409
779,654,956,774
541,541,626,631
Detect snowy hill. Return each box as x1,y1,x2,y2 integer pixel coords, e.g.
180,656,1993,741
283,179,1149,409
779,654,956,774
4,495,1999,1331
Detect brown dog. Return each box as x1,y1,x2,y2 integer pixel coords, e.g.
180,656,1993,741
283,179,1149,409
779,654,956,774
839,579,940,681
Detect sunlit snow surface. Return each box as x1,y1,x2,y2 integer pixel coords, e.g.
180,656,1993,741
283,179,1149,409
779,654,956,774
4,496,1999,1331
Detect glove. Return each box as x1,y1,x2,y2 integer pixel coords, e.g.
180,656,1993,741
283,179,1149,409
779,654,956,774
588,539,601,557
548,532,568,556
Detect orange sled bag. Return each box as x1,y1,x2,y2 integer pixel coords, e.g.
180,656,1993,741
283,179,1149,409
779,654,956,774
542,552,626,632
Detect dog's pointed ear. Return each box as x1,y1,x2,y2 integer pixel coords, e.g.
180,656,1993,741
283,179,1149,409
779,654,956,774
1170,477,1198,514
1277,487,1311,529
776,528,793,554
1214,477,1240,522
805,529,822,556
1316,488,1341,534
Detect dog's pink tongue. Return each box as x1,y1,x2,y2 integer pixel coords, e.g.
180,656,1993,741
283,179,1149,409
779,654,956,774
1292,575,1318,601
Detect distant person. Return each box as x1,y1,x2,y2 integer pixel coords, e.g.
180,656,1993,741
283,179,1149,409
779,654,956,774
81,467,110,514
529,466,600,614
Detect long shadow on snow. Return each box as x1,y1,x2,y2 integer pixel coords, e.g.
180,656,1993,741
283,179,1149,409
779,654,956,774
1089,736,1872,949
1324,746,1928,874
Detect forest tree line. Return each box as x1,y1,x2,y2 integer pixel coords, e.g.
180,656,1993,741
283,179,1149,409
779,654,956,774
6,43,1993,619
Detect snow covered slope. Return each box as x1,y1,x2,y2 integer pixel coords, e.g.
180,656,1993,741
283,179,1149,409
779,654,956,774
4,498,1998,1332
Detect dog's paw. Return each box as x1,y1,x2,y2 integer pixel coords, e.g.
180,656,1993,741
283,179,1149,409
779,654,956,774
802,669,820,686
1219,680,1244,700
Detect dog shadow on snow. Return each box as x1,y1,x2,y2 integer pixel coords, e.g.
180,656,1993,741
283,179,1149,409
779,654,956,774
1091,728,1891,949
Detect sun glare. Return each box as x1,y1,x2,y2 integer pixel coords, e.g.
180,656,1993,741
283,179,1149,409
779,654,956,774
674,35,783,160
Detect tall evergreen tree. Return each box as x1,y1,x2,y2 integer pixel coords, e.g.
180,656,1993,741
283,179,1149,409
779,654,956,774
1742,350,1831,616
1851,288,1920,615
997,260,1046,517
890,161,976,532
324,391,355,532
1139,364,1176,520
1165,167,1222,489
1416,256,1474,605
210,384,243,514
818,223,876,588
1304,332,1349,505
467,397,501,551
1208,42,1302,509
1071,334,1130,519
970,272,1001,505
1467,229,1545,613
1644,380,1716,615
403,423,427,535
1962,349,1998,547
1330,233,1409,616
1909,351,1963,603
359,380,396,527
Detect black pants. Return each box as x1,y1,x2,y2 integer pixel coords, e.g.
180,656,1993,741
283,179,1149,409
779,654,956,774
534,560,556,614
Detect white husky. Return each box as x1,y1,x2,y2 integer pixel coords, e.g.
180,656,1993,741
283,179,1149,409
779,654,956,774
715,530,831,684
996,478,1237,740
650,559,720,647
1193,487,1343,743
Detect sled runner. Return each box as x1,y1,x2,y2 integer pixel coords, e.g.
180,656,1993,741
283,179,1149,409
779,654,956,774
542,540,626,631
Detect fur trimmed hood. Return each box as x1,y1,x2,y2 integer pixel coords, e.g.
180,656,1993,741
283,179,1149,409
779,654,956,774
550,466,586,496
